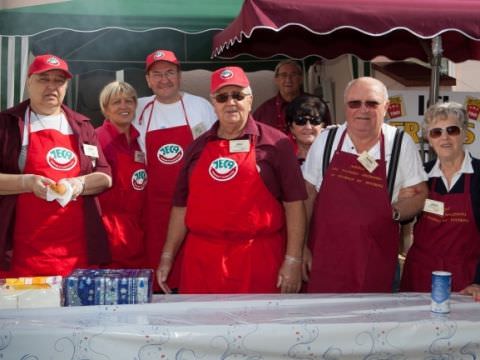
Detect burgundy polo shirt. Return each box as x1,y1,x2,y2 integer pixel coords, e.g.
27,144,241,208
173,115,307,206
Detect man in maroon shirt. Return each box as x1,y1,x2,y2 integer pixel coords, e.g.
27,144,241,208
0,54,112,275
157,66,307,294
254,60,304,133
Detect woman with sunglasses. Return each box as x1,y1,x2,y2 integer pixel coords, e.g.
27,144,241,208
286,94,332,166
156,66,307,294
401,102,480,293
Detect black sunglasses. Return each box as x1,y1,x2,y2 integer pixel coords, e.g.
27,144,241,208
347,100,381,109
429,125,461,139
293,115,323,126
214,91,248,103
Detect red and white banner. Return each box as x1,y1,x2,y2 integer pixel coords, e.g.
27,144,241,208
386,91,480,159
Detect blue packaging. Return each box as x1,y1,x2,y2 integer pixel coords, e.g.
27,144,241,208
431,271,451,314
63,269,153,306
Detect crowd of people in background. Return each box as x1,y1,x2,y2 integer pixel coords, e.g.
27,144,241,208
1,51,479,301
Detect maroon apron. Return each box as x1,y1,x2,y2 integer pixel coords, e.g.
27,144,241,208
181,137,285,293
98,145,147,269
11,110,88,277
401,175,480,292
306,129,399,293
138,98,193,290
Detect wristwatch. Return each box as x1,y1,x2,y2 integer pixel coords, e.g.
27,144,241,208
392,207,401,221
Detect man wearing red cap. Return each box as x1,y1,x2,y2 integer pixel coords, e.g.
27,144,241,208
134,49,216,292
0,54,112,277
156,66,307,294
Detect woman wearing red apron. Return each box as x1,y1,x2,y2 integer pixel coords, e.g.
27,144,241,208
401,102,480,292
0,54,112,277
96,81,147,269
303,77,428,293
156,66,307,294
135,50,216,291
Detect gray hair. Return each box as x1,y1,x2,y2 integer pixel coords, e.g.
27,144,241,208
424,101,468,132
274,59,303,77
343,77,389,103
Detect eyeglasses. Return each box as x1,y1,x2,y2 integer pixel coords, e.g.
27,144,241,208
149,70,178,80
214,91,249,103
293,115,323,126
276,72,301,79
346,100,381,109
428,125,461,139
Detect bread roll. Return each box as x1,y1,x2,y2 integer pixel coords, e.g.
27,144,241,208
50,183,67,195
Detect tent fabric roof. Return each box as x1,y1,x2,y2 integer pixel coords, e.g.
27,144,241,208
0,0,243,34
0,0,245,73
212,0,480,62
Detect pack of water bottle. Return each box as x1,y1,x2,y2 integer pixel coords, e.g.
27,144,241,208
63,268,153,306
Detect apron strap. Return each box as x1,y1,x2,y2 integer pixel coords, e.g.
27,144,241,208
322,126,338,175
387,128,404,202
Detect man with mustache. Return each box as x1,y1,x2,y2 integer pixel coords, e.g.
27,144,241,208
0,54,112,277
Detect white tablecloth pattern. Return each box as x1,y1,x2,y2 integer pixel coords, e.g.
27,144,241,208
0,293,479,359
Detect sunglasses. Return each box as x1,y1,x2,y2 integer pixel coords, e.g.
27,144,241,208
428,125,461,139
293,115,323,126
214,91,249,103
347,100,381,109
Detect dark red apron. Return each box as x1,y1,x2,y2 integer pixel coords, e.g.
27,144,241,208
181,137,285,293
11,111,87,277
98,147,147,269
401,175,480,291
139,99,192,290
306,129,399,293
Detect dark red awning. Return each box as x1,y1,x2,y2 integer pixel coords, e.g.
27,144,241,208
212,0,480,62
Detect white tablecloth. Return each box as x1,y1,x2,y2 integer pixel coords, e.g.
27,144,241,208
0,293,479,359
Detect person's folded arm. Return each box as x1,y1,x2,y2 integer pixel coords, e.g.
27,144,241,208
392,181,428,221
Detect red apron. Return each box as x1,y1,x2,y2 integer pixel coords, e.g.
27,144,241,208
11,112,87,277
306,130,399,293
181,137,285,293
98,148,147,268
401,175,480,292
139,99,193,290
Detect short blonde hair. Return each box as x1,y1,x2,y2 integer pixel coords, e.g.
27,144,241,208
99,81,137,116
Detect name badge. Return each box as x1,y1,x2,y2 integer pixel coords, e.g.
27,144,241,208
83,144,99,158
357,151,378,173
192,122,207,139
134,150,145,164
229,139,250,153
424,199,444,216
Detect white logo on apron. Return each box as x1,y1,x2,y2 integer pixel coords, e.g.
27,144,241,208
131,169,148,191
46,147,78,171
157,143,184,165
209,157,238,182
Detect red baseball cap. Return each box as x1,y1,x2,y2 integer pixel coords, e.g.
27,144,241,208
145,50,179,72
210,66,250,94
28,54,72,78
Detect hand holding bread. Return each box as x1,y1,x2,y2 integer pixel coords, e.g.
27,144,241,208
49,183,67,195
